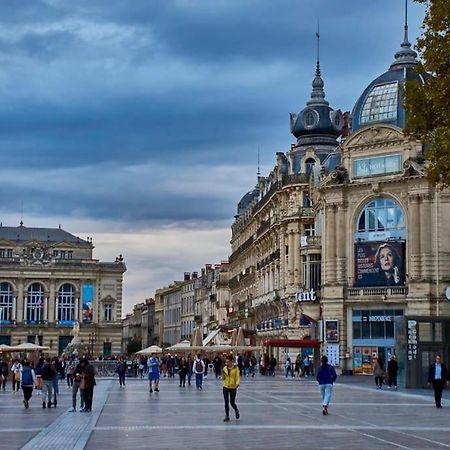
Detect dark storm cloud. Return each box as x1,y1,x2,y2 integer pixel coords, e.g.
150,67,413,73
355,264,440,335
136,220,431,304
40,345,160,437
0,0,426,225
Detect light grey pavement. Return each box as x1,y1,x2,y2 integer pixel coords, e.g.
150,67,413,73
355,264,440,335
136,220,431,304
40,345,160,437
1,373,450,449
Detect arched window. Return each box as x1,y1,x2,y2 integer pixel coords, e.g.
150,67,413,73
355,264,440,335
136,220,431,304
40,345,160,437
57,284,75,323
0,282,13,323
26,283,45,324
305,158,316,179
355,197,405,242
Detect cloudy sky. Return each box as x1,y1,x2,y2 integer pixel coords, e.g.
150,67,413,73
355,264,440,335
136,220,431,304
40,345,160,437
0,0,425,315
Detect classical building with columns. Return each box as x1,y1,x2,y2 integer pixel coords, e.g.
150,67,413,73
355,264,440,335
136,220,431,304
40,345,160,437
316,28,450,374
0,224,126,356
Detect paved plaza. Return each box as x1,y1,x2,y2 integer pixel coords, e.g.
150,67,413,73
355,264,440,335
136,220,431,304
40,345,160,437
1,374,450,449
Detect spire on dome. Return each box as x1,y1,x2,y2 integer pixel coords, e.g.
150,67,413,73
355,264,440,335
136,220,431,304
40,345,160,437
307,23,329,107
390,0,417,69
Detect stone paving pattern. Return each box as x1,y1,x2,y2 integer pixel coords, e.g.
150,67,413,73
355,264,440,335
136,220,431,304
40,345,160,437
1,374,450,449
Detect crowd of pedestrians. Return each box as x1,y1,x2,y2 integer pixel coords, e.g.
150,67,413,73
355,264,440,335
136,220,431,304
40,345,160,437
0,354,96,412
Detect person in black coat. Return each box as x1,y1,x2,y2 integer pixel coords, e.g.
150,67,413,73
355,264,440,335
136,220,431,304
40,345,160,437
387,355,399,390
427,355,449,408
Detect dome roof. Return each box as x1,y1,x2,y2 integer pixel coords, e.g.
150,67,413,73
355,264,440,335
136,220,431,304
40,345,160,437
236,187,259,216
351,20,427,133
290,62,343,146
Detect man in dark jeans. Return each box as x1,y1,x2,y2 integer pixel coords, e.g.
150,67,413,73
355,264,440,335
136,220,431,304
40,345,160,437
116,357,127,388
83,358,96,412
428,355,449,408
269,355,277,376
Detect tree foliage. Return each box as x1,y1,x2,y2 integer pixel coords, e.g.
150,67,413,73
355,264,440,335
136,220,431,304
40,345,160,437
126,338,141,355
404,0,450,187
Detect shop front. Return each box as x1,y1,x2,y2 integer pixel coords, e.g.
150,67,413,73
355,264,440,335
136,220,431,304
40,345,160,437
351,308,404,374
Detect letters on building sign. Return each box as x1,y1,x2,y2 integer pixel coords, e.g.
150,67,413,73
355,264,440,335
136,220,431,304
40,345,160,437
295,288,316,302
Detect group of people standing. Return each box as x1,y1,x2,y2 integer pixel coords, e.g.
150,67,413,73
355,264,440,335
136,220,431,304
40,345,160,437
0,354,96,412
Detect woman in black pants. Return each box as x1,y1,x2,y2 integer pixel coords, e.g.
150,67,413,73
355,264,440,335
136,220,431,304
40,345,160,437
178,356,188,387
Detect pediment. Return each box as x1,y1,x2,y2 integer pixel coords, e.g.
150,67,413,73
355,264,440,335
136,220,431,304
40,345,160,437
51,241,78,249
101,294,116,303
344,124,404,151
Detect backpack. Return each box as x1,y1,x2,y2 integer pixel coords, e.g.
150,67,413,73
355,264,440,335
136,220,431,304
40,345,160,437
195,360,203,373
21,368,33,386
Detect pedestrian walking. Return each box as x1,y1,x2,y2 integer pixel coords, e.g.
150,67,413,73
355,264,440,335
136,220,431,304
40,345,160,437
83,358,96,412
70,358,85,412
35,356,44,396
193,354,205,390
285,357,293,378
303,356,311,377
41,357,56,408
269,355,277,377
0,357,8,390
116,357,127,388
186,354,193,386
222,355,240,422
213,355,223,379
11,359,22,393
66,358,75,388
20,360,36,409
249,354,257,378
147,353,160,393
387,355,398,389
428,355,449,408
373,357,385,389
178,356,188,387
294,354,302,378
316,355,337,416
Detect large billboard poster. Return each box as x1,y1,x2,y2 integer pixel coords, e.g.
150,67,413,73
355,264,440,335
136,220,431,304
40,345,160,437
82,283,94,323
355,241,405,287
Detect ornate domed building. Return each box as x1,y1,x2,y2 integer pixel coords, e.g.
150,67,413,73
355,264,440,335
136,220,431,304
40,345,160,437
316,14,450,385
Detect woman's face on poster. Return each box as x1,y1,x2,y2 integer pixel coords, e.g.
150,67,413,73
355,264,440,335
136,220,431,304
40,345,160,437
379,247,394,271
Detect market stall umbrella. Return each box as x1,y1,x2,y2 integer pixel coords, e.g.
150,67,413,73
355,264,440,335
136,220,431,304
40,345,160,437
135,345,163,355
0,344,13,352
231,345,260,352
9,343,49,352
166,341,204,352
206,344,233,353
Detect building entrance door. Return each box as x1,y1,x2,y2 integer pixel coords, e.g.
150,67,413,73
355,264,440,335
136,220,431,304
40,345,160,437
59,336,72,356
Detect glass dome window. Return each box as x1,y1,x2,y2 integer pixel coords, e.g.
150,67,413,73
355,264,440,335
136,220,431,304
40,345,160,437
360,82,398,124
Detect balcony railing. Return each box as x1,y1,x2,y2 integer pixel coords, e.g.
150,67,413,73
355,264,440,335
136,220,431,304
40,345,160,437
347,287,409,297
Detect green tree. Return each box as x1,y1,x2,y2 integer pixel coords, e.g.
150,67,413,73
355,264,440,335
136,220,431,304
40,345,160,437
404,0,450,187
126,338,141,355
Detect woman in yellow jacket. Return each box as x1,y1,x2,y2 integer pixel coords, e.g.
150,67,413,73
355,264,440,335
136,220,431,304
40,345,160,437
222,354,240,422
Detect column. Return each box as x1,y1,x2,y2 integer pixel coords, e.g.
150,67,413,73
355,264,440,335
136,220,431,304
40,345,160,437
408,195,421,279
288,230,294,285
12,297,16,323
17,279,24,323
336,204,346,284
49,280,56,323
420,194,432,279
326,204,337,284
293,231,300,286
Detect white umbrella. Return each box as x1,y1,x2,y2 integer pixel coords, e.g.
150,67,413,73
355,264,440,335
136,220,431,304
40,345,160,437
0,344,13,352
9,343,49,352
135,345,163,355
166,341,204,352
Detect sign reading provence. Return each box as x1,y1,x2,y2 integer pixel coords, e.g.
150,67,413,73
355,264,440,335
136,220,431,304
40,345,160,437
295,288,316,302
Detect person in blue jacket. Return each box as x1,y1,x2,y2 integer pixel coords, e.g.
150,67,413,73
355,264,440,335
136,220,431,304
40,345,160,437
316,355,337,416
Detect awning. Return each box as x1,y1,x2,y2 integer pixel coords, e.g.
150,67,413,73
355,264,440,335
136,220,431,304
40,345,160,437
203,328,220,346
263,338,320,348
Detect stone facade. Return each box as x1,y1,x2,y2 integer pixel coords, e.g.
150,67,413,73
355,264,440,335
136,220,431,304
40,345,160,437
0,224,125,356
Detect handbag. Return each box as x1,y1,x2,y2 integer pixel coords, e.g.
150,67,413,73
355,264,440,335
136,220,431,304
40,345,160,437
14,371,20,382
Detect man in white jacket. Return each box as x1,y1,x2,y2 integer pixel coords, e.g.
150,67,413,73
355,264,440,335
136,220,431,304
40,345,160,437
192,354,205,390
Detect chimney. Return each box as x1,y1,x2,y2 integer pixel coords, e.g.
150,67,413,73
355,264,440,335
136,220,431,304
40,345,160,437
192,272,198,279
205,264,212,272
184,272,191,281
201,268,206,277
